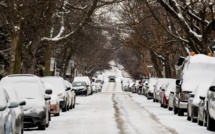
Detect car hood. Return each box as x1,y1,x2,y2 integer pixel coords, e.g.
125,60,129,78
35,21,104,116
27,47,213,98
23,98,45,111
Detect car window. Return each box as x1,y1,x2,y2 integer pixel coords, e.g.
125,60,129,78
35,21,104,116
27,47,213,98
72,82,86,86
11,82,43,99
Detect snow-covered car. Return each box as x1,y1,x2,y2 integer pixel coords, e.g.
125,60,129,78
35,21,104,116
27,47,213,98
64,80,76,109
134,80,141,93
0,86,26,134
72,81,90,96
121,78,130,91
146,78,158,100
0,87,20,134
204,79,215,131
41,76,70,112
142,81,149,96
175,54,215,117
94,79,103,92
153,78,169,103
197,95,206,126
74,76,93,95
160,79,176,108
1,74,51,130
128,82,135,92
44,83,60,116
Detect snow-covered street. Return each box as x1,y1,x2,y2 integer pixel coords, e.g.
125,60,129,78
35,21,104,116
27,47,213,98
25,67,214,134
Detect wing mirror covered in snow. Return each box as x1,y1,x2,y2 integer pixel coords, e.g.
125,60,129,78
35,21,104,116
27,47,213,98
176,80,181,86
66,87,71,91
19,100,26,106
189,93,194,98
199,96,205,101
45,89,52,95
209,86,215,92
170,91,174,95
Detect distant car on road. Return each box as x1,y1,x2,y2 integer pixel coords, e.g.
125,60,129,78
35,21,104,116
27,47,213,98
72,81,90,96
108,75,116,82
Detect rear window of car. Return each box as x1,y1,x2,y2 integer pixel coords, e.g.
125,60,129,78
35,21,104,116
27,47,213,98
72,82,86,87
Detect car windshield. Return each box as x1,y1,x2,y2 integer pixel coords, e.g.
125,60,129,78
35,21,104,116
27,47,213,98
11,82,43,99
72,82,86,87
42,77,66,92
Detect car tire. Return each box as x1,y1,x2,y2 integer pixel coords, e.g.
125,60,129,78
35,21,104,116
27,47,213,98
62,102,67,112
203,111,207,127
168,106,172,111
85,91,88,96
178,108,184,116
160,102,163,107
46,121,49,128
38,124,46,130
197,118,203,126
191,110,196,122
174,104,178,115
207,111,215,131
187,110,191,121
153,99,155,102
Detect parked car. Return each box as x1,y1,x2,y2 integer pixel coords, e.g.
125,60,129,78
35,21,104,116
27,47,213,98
146,78,158,100
0,87,20,134
160,79,176,108
121,78,130,91
41,76,70,112
133,80,140,93
175,54,215,116
205,80,215,131
74,76,93,95
142,81,149,96
197,95,206,126
0,86,26,134
64,80,76,109
1,74,51,130
72,81,90,96
108,75,116,82
128,82,135,92
153,78,169,103
94,79,103,92
44,83,60,116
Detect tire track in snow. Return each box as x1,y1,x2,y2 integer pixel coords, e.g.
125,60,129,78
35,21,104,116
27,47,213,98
112,94,126,134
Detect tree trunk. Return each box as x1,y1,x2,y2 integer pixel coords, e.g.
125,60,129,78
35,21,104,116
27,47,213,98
44,44,52,76
150,50,163,77
9,33,20,74
13,32,23,74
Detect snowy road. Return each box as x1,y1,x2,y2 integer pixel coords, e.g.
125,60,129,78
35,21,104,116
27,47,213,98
25,67,214,134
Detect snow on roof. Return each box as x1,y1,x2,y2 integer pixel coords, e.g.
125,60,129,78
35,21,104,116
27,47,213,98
181,54,215,105
155,78,174,91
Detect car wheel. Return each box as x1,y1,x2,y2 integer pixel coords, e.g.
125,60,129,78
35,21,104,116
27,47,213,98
187,110,191,121
62,102,67,112
160,102,163,107
207,111,215,131
38,124,46,130
46,120,49,128
85,91,88,96
173,104,178,115
153,99,155,102
178,108,184,116
191,110,196,122
197,118,203,126
168,106,172,111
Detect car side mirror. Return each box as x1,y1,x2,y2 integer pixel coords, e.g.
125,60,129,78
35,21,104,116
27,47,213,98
8,102,19,108
189,93,195,98
66,87,71,91
209,86,215,92
176,80,181,86
170,91,174,95
162,89,165,91
45,96,51,101
45,89,52,95
19,100,26,106
199,96,205,100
